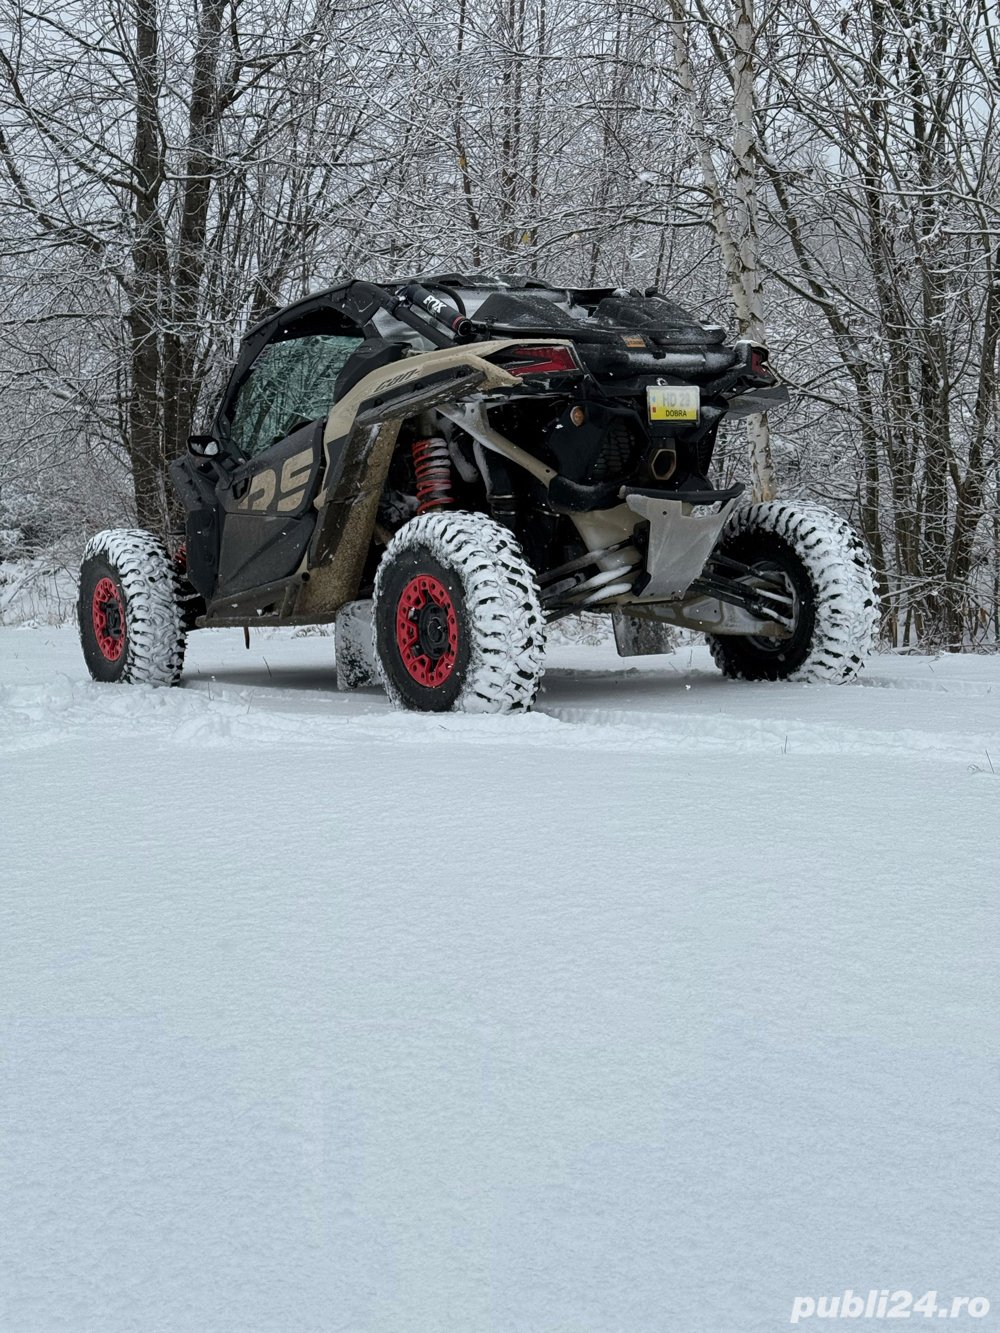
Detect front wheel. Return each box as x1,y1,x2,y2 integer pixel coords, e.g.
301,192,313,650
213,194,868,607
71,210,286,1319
78,529,186,684
706,502,878,683
372,511,545,712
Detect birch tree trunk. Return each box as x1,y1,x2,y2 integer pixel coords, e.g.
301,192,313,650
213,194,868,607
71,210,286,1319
667,0,777,501
731,0,775,500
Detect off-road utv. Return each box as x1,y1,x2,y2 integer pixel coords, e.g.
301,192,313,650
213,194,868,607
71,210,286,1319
78,275,878,712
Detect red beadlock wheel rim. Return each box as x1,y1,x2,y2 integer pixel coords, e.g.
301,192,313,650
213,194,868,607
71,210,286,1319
395,574,459,688
92,577,126,661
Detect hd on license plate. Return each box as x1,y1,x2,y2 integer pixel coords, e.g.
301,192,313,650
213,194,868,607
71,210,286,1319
646,384,700,423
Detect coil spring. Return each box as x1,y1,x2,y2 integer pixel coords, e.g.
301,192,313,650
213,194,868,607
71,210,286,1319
412,436,453,514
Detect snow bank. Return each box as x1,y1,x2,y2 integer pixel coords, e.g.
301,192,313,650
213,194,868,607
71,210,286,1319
0,556,78,626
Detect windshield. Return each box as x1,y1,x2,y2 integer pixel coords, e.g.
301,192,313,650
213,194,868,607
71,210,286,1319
228,333,363,458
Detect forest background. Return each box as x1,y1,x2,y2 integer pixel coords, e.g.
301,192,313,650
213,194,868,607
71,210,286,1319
1,0,997,648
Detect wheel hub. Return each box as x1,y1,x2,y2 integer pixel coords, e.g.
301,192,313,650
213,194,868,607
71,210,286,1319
417,601,450,656
746,562,800,653
92,577,125,661
395,574,459,688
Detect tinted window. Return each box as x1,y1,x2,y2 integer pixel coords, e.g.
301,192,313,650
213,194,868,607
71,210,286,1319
228,334,362,458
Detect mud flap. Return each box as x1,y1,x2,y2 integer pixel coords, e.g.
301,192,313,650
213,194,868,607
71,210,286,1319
335,599,378,689
612,609,678,658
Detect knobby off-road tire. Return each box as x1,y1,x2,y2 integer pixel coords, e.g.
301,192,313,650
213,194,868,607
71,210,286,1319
707,502,878,683
373,511,546,712
78,529,186,685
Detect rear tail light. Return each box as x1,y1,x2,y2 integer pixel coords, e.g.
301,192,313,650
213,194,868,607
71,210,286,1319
496,345,580,377
750,346,770,375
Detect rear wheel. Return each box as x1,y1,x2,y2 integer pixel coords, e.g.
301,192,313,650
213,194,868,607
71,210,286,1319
706,502,878,683
373,511,545,712
78,529,186,684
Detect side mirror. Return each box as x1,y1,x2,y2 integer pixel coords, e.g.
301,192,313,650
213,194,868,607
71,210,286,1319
188,434,220,457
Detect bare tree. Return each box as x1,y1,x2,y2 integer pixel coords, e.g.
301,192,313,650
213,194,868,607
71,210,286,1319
2,0,996,648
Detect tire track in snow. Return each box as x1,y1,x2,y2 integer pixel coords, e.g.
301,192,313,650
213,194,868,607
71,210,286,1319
2,672,997,765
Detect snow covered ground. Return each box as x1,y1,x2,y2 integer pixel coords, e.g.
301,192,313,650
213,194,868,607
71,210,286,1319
2,626,998,1333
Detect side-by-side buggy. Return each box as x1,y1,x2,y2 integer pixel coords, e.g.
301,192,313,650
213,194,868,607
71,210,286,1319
79,275,877,711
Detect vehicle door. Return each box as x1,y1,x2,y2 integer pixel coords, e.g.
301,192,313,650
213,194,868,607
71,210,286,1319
214,332,362,598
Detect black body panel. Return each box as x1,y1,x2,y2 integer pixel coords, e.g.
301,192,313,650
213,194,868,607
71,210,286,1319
542,399,644,484
212,419,325,598
335,339,409,400
475,291,584,330
592,294,725,344
170,453,230,598
214,511,316,599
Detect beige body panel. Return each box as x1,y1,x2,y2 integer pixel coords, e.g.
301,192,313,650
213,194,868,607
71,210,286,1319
294,339,573,620
318,338,533,468
232,447,315,516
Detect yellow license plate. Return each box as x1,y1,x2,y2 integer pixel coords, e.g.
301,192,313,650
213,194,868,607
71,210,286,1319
646,385,700,423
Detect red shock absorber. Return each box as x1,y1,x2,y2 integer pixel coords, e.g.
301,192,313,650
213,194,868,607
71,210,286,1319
412,436,453,513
